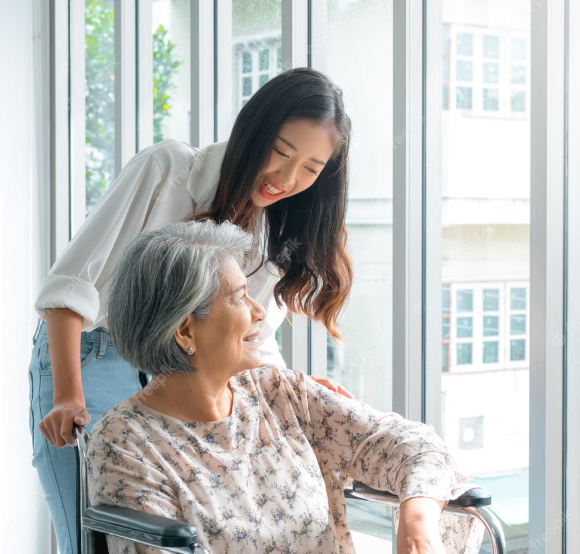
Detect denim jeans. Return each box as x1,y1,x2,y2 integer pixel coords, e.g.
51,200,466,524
28,319,144,554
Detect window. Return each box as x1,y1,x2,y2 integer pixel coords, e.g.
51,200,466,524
236,44,281,109
322,0,394,549
232,0,282,114
439,5,530,551
445,282,529,372
85,0,116,215
454,31,473,109
443,22,529,117
152,0,191,144
442,24,451,110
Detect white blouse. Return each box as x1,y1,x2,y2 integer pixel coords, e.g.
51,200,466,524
34,140,287,368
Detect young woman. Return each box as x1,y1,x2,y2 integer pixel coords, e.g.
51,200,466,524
29,68,355,554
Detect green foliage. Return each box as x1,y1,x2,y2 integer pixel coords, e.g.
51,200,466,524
153,24,184,144
85,0,115,212
84,0,183,212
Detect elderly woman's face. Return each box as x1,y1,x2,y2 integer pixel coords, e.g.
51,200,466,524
191,256,266,373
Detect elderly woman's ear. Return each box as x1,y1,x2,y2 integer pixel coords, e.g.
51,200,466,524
174,314,197,356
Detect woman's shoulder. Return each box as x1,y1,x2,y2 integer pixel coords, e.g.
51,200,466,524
144,139,198,175
235,365,306,396
88,399,152,444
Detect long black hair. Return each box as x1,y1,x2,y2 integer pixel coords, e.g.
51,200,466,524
187,67,353,341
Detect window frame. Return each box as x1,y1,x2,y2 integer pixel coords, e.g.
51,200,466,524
446,22,530,119
430,0,569,552
567,0,580,550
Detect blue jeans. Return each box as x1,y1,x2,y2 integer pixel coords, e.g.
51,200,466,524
28,319,144,554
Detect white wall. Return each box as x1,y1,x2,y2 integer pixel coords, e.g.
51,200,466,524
0,0,53,551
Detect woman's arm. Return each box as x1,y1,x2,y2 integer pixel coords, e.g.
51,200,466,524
277,368,474,550
87,414,183,554
280,368,470,499
38,308,89,448
397,498,446,554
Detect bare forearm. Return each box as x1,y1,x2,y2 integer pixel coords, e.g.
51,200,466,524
397,497,446,554
45,308,84,403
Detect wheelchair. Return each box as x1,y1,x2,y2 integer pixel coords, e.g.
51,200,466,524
75,427,506,553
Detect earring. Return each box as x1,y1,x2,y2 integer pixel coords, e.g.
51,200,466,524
187,347,194,355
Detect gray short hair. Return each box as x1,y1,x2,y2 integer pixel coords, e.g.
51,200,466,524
107,220,254,376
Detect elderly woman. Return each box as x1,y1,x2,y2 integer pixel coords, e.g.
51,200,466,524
87,220,481,554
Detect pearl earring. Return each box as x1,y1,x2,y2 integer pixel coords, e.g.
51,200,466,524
187,347,194,355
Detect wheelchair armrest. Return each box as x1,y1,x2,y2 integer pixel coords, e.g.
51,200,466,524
83,505,198,549
350,481,492,508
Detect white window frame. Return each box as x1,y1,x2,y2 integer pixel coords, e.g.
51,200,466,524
504,280,530,369
447,23,530,119
447,281,530,372
529,0,567,551
449,282,506,372
235,39,282,112
567,0,580,550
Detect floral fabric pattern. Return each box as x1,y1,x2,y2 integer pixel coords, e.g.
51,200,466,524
87,366,483,553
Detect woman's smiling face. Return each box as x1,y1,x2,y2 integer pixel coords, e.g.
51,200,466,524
189,255,267,375
251,119,336,208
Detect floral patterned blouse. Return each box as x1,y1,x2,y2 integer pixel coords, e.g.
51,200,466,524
87,366,484,553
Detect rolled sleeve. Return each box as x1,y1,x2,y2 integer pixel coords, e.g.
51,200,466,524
34,275,100,329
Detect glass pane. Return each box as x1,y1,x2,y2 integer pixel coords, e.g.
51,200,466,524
456,289,474,312
323,1,393,550
152,0,191,144
457,343,473,365
483,341,499,363
259,48,269,71
483,288,500,311
439,3,530,551
242,52,252,73
233,0,282,116
511,37,527,60
259,73,269,87
85,0,115,215
511,287,527,310
511,314,526,335
443,23,451,55
511,91,526,112
511,64,526,85
242,76,252,96
456,86,472,109
483,35,500,58
483,315,499,336
457,316,473,338
442,317,450,340
483,62,499,83
442,342,450,372
443,284,451,313
442,57,450,80
483,88,499,111
456,60,473,81
510,339,526,361
456,32,473,56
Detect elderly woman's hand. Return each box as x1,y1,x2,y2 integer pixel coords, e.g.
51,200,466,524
397,497,446,554
309,375,355,399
